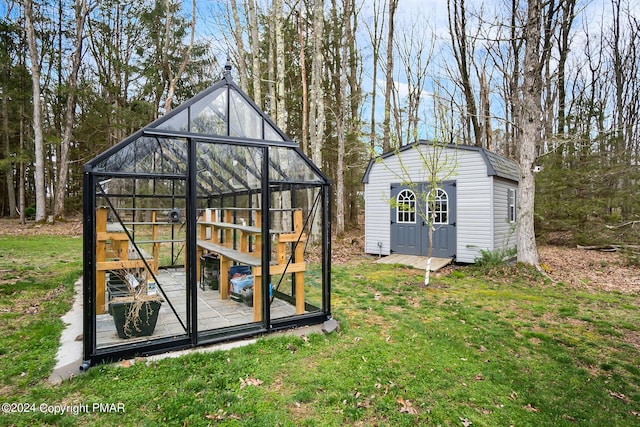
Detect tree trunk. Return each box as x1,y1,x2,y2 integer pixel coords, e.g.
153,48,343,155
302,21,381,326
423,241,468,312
309,0,325,167
230,0,248,93
367,0,384,154
24,0,46,222
54,0,89,219
517,0,542,266
248,0,262,107
308,0,325,241
447,0,481,147
164,0,196,113
274,0,286,132
2,69,16,217
335,0,352,235
297,0,308,154
382,0,397,152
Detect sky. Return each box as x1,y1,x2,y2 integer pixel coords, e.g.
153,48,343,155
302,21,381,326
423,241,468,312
3,0,637,141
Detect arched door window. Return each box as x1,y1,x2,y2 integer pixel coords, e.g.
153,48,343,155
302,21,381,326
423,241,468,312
396,189,416,223
428,188,448,224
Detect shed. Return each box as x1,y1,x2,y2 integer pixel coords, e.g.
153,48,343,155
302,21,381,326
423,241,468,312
82,66,332,368
362,141,519,263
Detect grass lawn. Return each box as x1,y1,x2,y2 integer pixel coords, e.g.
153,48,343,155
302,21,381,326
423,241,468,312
0,235,639,426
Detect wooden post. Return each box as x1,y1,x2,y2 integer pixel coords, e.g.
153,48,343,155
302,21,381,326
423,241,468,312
293,210,305,314
151,211,159,273
253,274,262,322
95,208,108,314
224,210,233,248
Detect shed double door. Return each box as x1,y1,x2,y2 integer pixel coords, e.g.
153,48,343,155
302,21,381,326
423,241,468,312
390,181,456,258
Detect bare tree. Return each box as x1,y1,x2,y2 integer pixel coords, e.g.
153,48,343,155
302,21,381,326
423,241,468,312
273,0,286,131
309,0,325,168
382,0,397,151
447,0,481,147
53,0,91,219
308,0,325,239
364,0,386,153
248,0,262,107
395,14,434,146
24,0,46,222
297,0,308,153
516,0,547,266
229,0,249,93
163,0,196,113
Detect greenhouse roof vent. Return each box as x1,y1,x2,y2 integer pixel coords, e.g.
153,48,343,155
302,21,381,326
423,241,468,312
223,54,233,81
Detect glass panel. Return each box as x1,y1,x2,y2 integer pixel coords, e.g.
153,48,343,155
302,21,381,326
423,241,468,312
264,121,284,142
190,87,227,135
229,89,262,139
196,142,263,196
396,190,416,223
95,137,188,176
94,177,188,350
508,189,517,223
269,147,324,183
195,142,264,334
269,187,323,321
428,189,448,225
155,109,189,132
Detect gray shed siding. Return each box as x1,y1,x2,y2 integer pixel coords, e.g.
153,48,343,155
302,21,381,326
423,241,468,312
492,178,518,251
364,145,498,263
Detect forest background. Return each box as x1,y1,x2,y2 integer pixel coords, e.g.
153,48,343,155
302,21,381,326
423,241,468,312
1,0,639,251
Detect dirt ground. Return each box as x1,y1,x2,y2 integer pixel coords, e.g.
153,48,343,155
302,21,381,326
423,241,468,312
1,217,638,295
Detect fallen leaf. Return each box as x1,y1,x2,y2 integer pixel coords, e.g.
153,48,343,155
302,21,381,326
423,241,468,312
459,417,472,426
119,360,132,368
397,397,418,415
523,404,539,412
205,410,226,420
479,345,487,352
474,373,484,381
239,377,263,389
608,390,632,403
509,391,518,400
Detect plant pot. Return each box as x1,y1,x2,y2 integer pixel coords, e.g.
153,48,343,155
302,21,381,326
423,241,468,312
109,298,162,339
107,275,129,315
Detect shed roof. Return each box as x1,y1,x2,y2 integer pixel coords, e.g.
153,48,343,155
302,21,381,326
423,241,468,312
361,141,519,183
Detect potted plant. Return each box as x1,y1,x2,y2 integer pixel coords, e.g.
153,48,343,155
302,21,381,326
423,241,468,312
108,267,163,339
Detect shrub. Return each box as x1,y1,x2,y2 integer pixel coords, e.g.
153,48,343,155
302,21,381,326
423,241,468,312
474,246,517,267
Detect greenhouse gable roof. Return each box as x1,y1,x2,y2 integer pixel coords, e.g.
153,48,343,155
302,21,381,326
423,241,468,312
85,70,328,192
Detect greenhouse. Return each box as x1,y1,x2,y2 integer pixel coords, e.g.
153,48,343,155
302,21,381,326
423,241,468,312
82,65,332,367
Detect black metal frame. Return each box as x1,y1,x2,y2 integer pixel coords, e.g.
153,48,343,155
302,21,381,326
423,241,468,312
82,72,332,368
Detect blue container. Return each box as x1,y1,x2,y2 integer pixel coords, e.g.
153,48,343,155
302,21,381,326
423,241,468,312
229,265,251,278
230,275,253,302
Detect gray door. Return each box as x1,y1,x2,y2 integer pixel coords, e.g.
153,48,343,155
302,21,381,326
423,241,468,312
421,181,456,258
390,184,421,255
